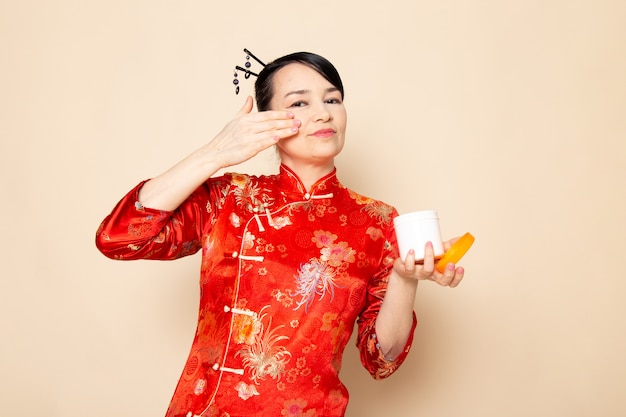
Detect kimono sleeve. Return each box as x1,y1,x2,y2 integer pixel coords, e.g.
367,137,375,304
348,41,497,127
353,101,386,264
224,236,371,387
355,209,418,380
95,178,229,260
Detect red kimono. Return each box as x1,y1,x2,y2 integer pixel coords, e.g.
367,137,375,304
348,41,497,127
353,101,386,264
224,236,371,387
96,164,417,417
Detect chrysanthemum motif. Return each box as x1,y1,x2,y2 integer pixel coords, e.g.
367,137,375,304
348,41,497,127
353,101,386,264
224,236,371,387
235,308,292,384
348,189,374,205
292,259,338,311
361,201,394,226
234,179,262,212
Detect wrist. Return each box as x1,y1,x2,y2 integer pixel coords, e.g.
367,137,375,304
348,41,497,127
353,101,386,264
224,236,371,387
191,145,227,175
389,266,419,290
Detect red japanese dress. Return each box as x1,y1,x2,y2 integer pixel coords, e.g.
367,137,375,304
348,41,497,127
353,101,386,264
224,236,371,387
96,164,417,417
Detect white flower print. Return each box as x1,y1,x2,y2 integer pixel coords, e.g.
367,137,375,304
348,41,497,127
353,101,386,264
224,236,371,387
292,259,338,311
235,308,292,384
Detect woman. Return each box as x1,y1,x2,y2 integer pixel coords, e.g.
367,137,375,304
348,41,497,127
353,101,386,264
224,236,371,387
96,51,464,417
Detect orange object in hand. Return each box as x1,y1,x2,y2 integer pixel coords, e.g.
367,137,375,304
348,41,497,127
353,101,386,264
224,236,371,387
435,232,475,273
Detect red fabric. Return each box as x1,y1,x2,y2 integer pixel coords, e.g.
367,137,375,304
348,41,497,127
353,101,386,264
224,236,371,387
96,164,417,417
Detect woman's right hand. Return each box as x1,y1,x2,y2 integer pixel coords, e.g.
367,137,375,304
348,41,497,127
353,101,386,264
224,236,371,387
201,95,300,168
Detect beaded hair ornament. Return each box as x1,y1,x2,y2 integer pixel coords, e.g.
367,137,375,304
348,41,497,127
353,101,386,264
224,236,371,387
233,48,265,94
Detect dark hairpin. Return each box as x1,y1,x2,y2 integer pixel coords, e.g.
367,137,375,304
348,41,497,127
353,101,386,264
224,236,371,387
233,48,265,95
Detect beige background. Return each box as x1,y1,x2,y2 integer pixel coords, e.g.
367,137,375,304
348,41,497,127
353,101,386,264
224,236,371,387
2,0,625,416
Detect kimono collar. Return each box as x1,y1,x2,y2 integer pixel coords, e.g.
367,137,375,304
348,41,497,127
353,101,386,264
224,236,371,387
277,164,339,198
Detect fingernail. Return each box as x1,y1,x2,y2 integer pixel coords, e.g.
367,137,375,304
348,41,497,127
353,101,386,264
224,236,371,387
447,263,455,271
293,119,301,127
291,126,299,132
286,112,294,118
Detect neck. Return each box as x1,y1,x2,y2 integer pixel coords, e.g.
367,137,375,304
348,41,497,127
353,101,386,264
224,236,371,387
280,159,335,191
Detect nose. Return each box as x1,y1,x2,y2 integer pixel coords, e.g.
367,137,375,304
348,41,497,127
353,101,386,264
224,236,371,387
313,102,331,122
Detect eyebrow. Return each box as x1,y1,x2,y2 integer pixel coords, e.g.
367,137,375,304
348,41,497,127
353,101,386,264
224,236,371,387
283,87,340,98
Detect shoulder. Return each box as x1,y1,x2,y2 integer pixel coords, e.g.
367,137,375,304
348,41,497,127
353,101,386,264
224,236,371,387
339,185,398,226
341,184,395,210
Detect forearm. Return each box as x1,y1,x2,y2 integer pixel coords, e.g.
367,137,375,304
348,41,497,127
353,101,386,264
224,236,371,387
375,270,418,360
138,146,223,211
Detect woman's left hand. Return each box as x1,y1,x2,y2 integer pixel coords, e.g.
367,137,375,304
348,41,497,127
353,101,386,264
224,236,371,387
392,239,465,287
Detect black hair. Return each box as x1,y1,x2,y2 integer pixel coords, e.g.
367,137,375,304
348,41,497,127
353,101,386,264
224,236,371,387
255,52,344,112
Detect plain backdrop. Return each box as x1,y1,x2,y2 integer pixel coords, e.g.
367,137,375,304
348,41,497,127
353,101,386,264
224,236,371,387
1,1,625,416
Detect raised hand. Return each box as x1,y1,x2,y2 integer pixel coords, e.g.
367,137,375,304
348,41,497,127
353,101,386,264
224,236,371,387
204,96,301,168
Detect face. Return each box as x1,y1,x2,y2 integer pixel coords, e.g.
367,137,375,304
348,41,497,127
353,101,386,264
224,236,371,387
268,63,347,169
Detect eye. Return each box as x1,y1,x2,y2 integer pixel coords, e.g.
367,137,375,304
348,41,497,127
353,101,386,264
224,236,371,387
289,101,307,108
325,97,342,104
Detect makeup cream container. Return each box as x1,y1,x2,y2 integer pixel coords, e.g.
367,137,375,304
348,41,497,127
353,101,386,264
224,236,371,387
393,210,445,261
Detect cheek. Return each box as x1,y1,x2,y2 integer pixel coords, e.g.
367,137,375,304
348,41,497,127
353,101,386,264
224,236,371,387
335,108,347,126
336,115,347,133
291,109,309,124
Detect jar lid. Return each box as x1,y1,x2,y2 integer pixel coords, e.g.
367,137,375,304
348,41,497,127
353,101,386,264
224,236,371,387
393,210,439,225
435,232,475,273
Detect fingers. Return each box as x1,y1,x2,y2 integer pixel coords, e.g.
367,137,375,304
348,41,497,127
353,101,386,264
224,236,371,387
403,249,417,273
422,241,435,273
393,245,434,280
234,96,297,136
437,263,456,286
238,119,299,149
433,263,465,287
393,240,465,288
450,266,464,288
235,105,298,140
210,101,302,168
259,118,300,141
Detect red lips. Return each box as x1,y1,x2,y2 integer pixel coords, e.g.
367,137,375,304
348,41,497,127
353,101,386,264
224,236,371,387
311,129,335,138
